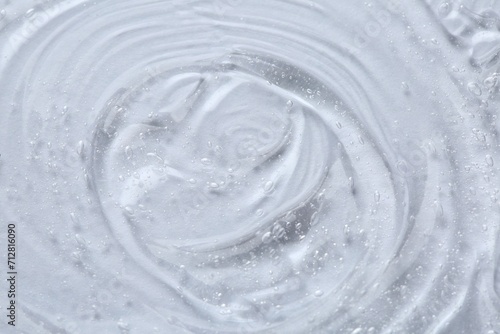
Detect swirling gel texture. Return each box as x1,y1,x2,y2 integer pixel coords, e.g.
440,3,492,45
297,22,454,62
0,0,499,333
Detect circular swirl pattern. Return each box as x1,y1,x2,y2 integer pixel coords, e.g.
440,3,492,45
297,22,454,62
0,0,499,333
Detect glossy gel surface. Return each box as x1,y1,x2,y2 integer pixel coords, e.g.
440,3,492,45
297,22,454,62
0,0,499,333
